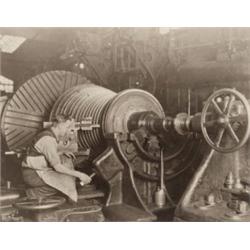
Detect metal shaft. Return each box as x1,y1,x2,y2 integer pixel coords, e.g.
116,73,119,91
160,147,164,189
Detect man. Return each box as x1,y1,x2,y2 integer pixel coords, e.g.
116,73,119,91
22,114,91,202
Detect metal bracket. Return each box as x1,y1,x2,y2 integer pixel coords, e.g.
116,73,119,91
75,117,100,131
43,117,100,131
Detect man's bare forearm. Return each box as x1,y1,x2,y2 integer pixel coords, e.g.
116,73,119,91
53,163,81,178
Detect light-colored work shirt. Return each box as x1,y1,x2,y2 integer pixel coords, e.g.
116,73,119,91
22,135,77,201
23,136,61,170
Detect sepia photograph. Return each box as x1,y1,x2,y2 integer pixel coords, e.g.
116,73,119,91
1,1,250,249
1,27,250,222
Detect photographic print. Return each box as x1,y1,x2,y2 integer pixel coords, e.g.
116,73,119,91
1,27,250,222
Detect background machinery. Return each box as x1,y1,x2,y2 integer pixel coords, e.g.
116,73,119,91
1,69,249,221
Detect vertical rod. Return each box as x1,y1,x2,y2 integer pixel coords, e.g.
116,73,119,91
187,88,191,116
195,89,198,113
166,87,169,112
0,47,2,188
177,88,181,112
146,162,151,203
143,162,147,200
160,148,164,189
0,48,2,76
234,150,243,189
0,47,2,97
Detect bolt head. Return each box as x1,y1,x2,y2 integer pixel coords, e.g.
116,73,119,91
216,97,223,103
205,193,215,206
237,201,248,214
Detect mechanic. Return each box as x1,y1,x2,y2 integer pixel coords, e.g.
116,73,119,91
22,114,91,202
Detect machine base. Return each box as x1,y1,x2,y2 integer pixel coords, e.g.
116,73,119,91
175,202,250,222
19,199,105,222
103,204,156,221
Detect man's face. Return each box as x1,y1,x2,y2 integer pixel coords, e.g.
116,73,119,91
57,120,74,138
57,119,78,152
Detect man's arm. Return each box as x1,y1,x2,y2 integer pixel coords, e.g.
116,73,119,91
35,136,91,184
53,163,91,183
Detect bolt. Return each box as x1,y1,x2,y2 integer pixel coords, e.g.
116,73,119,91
205,193,215,206
237,201,248,214
6,181,11,189
225,172,234,189
234,178,243,190
216,97,222,103
79,63,85,69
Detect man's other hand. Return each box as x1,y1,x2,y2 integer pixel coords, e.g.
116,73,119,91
63,152,76,159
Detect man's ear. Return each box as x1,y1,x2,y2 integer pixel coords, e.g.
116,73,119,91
67,119,75,128
57,123,63,129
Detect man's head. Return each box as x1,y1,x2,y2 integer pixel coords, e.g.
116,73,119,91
51,114,74,140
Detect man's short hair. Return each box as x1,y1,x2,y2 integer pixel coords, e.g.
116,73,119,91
51,114,73,126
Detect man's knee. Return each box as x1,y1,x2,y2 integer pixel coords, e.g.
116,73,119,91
26,185,58,199
22,168,58,199
22,168,45,187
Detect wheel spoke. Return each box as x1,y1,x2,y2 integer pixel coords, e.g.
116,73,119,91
215,127,226,147
222,96,230,112
225,94,235,115
226,123,240,143
212,99,224,116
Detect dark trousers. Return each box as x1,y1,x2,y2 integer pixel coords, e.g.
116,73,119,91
22,168,58,199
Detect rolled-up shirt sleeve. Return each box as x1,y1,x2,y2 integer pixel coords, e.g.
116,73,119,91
34,136,61,168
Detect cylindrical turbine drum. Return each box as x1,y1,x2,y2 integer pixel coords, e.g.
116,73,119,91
50,84,116,149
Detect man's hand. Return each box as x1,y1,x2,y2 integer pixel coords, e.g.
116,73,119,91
78,172,91,185
63,152,76,159
53,163,91,184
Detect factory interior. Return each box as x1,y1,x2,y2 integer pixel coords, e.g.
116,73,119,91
1,27,250,222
